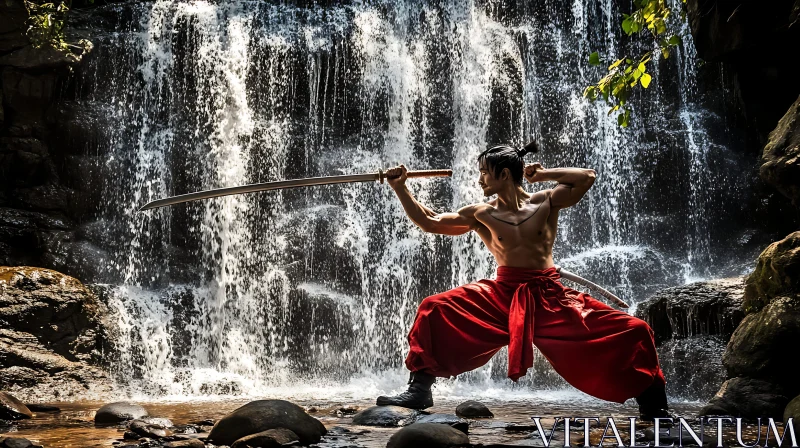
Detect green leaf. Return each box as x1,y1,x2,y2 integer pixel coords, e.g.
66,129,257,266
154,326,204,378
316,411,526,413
609,59,623,70
655,19,667,34
618,109,631,127
662,47,670,59
668,35,681,46
622,17,633,34
640,73,652,88
588,52,601,66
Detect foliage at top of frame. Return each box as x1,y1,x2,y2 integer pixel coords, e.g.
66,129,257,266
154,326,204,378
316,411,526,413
25,0,93,55
583,0,688,127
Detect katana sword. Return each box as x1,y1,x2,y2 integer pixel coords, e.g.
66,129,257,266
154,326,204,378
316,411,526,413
555,265,630,309
138,169,452,211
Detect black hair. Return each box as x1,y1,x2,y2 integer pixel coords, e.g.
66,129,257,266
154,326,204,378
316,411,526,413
477,141,539,185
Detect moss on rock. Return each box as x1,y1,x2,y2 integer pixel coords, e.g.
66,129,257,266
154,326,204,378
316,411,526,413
743,232,800,313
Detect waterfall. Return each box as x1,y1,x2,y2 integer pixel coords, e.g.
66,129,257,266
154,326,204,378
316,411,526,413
76,0,755,401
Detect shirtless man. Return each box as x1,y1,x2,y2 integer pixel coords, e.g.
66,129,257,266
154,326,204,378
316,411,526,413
376,142,670,419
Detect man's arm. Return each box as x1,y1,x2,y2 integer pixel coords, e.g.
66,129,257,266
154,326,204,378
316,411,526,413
387,165,480,236
524,163,596,209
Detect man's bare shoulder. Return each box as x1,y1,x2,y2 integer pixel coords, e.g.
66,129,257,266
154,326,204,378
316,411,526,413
459,202,494,214
528,189,553,205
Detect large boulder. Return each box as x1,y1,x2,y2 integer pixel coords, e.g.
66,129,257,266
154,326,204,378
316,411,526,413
386,422,469,448
699,377,789,420
636,277,745,344
0,266,105,361
723,296,800,396
207,400,326,446
0,267,111,400
743,232,800,313
0,392,32,420
761,96,800,207
785,395,800,441
95,402,149,424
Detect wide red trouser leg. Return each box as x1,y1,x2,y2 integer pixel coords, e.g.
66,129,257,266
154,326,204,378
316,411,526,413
404,268,666,404
533,294,666,403
405,281,512,377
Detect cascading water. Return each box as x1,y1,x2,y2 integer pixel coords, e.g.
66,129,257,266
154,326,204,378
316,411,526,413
74,0,757,402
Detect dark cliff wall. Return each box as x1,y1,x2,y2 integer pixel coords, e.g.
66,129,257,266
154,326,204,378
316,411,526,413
0,0,106,280
687,0,800,140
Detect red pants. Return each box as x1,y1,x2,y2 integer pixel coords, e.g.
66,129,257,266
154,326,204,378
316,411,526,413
405,266,666,403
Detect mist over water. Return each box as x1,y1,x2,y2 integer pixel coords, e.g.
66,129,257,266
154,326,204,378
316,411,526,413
77,0,754,402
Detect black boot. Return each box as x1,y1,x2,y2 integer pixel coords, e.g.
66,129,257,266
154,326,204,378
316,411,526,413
376,371,435,410
636,381,675,421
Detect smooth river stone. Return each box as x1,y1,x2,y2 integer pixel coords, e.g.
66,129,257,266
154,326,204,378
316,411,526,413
387,422,469,448
455,400,494,418
0,393,32,420
94,402,149,424
208,399,326,446
351,405,418,427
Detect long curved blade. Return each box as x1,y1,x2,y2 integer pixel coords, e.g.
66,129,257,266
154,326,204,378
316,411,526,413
139,173,377,211
555,265,630,308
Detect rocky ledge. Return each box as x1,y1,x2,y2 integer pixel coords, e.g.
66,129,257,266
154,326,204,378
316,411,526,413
699,231,800,420
635,277,745,401
0,266,112,401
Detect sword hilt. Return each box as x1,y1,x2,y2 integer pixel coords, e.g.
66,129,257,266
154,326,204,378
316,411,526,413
378,169,453,183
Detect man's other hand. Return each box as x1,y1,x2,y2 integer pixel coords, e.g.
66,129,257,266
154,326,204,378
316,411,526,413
524,162,545,183
387,164,408,190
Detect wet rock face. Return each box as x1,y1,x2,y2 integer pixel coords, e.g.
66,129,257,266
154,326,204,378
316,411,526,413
723,296,800,397
635,277,746,344
208,399,326,446
743,231,800,313
699,377,789,420
386,422,470,448
0,267,112,400
0,392,32,420
761,96,800,207
95,402,149,424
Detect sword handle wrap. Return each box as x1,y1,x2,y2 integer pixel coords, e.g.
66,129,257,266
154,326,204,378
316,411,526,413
379,169,453,183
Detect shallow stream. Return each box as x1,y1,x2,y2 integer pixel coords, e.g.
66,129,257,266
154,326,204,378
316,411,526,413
3,397,710,447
